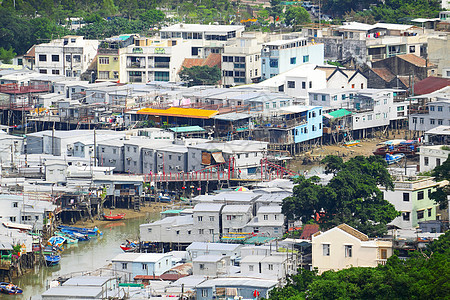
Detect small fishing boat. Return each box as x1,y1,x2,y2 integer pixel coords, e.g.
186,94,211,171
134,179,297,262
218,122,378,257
103,212,126,221
54,232,78,244
48,236,66,248
58,225,102,236
385,153,405,165
44,254,61,266
120,240,138,252
158,195,172,203
343,140,360,147
71,232,90,241
0,282,23,295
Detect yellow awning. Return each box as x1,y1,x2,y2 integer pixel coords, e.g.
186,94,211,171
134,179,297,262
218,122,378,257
137,107,219,119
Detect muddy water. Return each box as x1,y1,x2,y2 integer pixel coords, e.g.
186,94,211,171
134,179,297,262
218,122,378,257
5,212,158,299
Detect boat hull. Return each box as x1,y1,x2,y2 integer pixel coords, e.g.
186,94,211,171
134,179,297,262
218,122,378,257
0,283,23,295
103,213,125,221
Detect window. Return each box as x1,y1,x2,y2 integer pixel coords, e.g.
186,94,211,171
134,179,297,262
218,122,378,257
269,59,278,68
417,210,424,219
122,263,128,269
403,193,410,202
380,249,388,259
148,228,152,232
409,45,415,52
420,118,424,124
263,214,268,220
268,264,274,270
176,230,180,235
322,95,326,101
39,69,47,74
430,119,435,125
52,69,60,75
202,289,208,297
113,148,117,154
209,229,214,234
437,158,441,166
323,244,330,256
13,202,18,208
99,57,110,64
227,215,232,220
418,191,424,200
428,208,432,217
188,230,191,235
39,54,47,61
430,106,435,111
249,265,254,272
198,216,203,222
303,55,309,63
412,117,417,124
309,81,312,88
437,106,443,112
290,57,296,64
99,71,109,79
345,245,353,257
302,81,306,89
199,263,205,270
199,229,204,234
424,156,429,166
438,119,443,125
209,216,214,221
142,263,147,270
51,55,59,62
287,81,295,88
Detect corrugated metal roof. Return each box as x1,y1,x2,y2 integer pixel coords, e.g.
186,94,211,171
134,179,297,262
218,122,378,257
137,107,219,119
169,126,205,133
328,109,352,119
186,242,241,251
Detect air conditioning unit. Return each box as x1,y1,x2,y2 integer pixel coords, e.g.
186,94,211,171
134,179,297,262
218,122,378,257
126,157,132,161
158,164,163,168
109,159,114,163
67,144,73,151
157,153,163,158
263,48,270,52
176,166,181,170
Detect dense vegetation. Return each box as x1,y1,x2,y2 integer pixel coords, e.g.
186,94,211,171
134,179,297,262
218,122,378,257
282,155,399,237
179,65,221,87
269,230,450,300
430,154,450,210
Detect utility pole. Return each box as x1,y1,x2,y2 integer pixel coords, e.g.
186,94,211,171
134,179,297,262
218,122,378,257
93,128,97,167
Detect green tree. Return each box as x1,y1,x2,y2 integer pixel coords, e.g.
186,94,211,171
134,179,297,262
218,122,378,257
282,155,398,236
269,0,283,20
284,6,310,28
139,9,165,26
430,154,450,209
179,65,221,87
0,47,16,64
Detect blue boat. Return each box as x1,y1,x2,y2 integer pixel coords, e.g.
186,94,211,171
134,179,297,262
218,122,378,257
385,153,405,165
58,225,102,236
48,236,66,248
0,282,23,295
44,254,61,266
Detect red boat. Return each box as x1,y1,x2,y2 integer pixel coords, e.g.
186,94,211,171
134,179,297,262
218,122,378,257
103,213,126,221
120,240,138,252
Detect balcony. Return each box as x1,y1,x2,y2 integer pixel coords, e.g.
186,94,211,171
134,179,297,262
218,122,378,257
154,62,170,68
127,62,146,69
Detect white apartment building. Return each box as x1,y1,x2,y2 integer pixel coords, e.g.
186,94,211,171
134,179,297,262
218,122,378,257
311,224,393,274
35,36,98,77
410,100,450,132
160,24,245,58
113,38,192,83
222,33,266,87
419,145,450,173
244,206,285,237
221,205,253,234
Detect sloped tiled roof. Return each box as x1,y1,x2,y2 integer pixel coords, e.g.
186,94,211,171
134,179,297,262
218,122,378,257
181,53,221,70
397,54,427,67
337,224,369,241
24,45,36,58
414,77,450,95
371,67,395,82
299,224,320,240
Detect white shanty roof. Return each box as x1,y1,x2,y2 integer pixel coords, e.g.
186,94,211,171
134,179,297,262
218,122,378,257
111,253,171,263
161,23,244,33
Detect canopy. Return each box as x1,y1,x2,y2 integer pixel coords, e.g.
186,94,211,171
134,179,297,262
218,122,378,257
235,186,249,192
327,109,352,119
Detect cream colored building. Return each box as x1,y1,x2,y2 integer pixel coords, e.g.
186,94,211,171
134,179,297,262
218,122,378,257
311,224,392,274
428,34,450,77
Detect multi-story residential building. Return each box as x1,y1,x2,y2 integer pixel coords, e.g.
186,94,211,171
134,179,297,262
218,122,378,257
303,22,433,65
192,255,231,276
96,34,136,82
121,38,192,83
35,36,98,78
154,145,188,174
111,253,172,279
160,23,245,58
186,242,242,261
193,203,224,243
261,37,324,80
240,254,293,281
311,224,393,274
410,100,450,132
222,33,266,87
419,145,450,173
221,205,253,234
383,177,442,229
244,206,285,237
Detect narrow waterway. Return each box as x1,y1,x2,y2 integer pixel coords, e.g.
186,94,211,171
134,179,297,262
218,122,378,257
5,212,158,299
